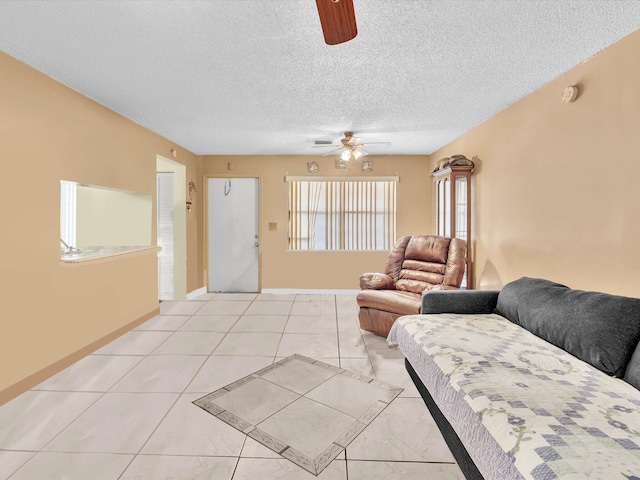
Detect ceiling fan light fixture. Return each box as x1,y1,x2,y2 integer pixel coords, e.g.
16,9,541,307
310,132,390,159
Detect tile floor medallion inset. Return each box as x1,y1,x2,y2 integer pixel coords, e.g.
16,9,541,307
193,353,402,476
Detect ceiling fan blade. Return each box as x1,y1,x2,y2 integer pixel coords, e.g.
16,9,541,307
315,0,358,46
321,147,345,156
360,142,392,147
311,144,341,148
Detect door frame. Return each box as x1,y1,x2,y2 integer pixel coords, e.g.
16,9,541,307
203,174,262,292
156,155,187,301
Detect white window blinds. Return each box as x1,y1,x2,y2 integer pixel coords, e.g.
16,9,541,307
287,177,397,251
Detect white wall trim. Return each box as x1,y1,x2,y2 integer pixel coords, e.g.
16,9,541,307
186,286,207,300
261,288,360,295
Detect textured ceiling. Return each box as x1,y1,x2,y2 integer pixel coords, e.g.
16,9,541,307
1,1,639,156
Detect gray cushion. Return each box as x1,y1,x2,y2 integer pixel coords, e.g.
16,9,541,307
495,277,640,377
624,346,640,390
421,290,500,315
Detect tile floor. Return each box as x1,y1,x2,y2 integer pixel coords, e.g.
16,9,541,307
0,293,464,480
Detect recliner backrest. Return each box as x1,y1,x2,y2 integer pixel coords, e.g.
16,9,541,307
384,235,466,293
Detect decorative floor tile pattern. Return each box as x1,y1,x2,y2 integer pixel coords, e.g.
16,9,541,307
194,354,403,475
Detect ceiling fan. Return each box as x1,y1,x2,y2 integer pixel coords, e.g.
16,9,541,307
312,132,391,161
315,0,358,45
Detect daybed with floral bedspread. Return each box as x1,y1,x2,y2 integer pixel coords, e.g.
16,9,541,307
388,277,640,480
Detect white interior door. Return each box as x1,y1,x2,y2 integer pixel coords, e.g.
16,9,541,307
208,178,259,292
157,172,174,300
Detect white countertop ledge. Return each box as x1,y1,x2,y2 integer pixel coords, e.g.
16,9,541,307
60,245,161,264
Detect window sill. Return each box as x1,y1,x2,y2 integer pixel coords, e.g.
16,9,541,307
60,245,161,265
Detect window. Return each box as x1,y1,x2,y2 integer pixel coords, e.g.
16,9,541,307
60,181,77,248
287,177,397,251
59,180,153,251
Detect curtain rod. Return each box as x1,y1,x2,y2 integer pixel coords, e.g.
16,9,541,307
284,175,400,182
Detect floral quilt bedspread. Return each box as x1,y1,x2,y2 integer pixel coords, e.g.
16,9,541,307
388,313,640,480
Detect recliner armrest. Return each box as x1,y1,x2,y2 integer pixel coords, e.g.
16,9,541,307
421,290,500,314
360,272,394,290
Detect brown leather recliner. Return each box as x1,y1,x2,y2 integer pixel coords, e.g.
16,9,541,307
357,235,467,337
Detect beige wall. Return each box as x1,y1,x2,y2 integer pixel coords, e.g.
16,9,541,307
0,52,200,402
200,155,432,290
76,185,152,247
431,29,640,296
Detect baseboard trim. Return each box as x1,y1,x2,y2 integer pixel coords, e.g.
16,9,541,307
186,286,207,300
0,307,160,407
261,288,360,295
